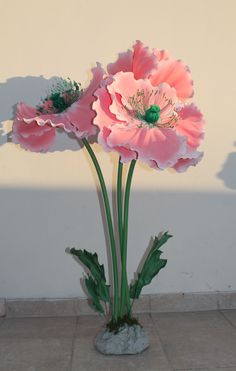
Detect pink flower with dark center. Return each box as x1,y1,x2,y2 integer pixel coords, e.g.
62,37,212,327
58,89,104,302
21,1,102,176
93,41,204,171
12,64,104,152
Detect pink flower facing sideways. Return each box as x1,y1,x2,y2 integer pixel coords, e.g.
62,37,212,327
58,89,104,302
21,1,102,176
93,41,205,172
12,64,104,152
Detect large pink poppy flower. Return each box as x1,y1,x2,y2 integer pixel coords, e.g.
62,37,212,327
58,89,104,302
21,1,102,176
12,64,104,152
93,70,204,172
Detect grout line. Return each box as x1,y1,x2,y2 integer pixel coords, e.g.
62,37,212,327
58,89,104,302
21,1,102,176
219,310,236,330
150,313,174,371
68,316,79,371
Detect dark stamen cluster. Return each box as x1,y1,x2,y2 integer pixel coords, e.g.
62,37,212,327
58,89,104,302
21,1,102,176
37,78,82,114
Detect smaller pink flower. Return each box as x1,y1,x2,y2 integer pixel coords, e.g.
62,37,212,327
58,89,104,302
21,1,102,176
12,64,104,152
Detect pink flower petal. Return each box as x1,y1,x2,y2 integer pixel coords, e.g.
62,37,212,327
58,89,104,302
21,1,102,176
63,63,105,138
115,146,137,162
107,40,157,80
173,151,204,172
150,59,193,101
93,86,118,130
97,126,113,152
107,49,133,77
16,102,38,119
108,72,153,102
24,111,69,130
97,126,136,162
175,103,205,150
132,40,158,79
106,123,187,169
12,103,56,152
153,83,178,112
153,48,170,61
107,72,154,122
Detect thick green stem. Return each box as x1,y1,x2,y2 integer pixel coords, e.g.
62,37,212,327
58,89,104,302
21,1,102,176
117,158,131,315
117,158,123,253
82,138,119,321
120,159,136,317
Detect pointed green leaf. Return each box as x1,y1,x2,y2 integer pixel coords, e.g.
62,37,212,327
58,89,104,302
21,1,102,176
130,232,172,299
85,276,105,314
96,282,111,303
70,248,106,282
70,248,111,313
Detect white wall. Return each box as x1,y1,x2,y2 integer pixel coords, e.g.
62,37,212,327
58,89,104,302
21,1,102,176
0,0,236,298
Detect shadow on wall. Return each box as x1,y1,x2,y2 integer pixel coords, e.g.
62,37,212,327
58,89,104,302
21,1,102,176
217,143,236,190
0,75,82,151
0,187,236,298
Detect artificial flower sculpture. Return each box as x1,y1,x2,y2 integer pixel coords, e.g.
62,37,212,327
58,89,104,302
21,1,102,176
13,64,104,151
12,41,205,355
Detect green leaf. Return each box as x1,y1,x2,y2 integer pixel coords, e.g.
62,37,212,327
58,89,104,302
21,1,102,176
130,232,172,299
96,281,111,303
70,248,106,282
85,276,105,314
70,248,111,314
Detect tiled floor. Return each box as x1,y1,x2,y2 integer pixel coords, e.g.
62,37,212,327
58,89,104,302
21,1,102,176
0,310,236,371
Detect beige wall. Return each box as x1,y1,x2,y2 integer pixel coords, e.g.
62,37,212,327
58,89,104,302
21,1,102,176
0,0,236,298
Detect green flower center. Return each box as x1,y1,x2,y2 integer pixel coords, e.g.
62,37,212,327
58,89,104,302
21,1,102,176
127,89,178,129
144,105,160,124
37,78,82,114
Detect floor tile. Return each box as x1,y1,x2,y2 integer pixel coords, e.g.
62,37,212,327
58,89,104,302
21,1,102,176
152,311,236,370
221,309,236,328
0,317,76,371
0,316,76,338
72,314,171,371
0,338,72,371
1,311,236,371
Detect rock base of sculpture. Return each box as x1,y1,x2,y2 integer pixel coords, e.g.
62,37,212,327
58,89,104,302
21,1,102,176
95,324,149,355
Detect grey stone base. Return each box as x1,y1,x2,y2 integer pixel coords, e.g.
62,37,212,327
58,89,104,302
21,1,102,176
95,324,149,355
2,291,236,317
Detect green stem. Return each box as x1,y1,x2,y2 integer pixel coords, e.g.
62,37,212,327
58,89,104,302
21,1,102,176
120,159,136,317
117,158,123,253
82,138,119,321
117,158,131,315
